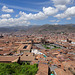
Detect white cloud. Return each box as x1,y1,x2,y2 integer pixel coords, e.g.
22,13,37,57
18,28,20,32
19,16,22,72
51,23,58,25
55,6,75,19
19,11,48,20
52,0,73,10
0,14,11,18
18,7,58,20
43,7,58,16
56,20,60,22
66,17,71,20
0,3,39,12
0,18,30,27
52,0,72,5
2,6,14,13
50,20,60,22
50,20,56,22
0,6,58,27
27,1,51,5
55,5,67,10
54,23,58,25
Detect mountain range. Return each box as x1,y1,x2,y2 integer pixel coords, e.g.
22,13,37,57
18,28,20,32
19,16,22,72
0,24,75,34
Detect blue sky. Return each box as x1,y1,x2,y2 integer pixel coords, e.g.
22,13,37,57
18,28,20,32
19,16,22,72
0,0,75,27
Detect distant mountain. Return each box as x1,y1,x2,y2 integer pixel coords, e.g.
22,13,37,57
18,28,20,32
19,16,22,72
0,24,75,33
25,24,75,34
0,25,33,32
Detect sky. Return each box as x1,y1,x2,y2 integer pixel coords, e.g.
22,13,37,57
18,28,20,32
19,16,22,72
0,0,75,27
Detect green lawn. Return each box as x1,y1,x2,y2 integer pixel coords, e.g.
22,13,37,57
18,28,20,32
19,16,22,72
42,44,61,49
43,45,50,49
0,63,38,75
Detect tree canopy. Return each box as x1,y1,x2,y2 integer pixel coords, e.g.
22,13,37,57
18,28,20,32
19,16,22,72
0,62,38,75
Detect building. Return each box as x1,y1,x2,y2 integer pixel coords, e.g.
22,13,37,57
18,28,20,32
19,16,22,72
0,56,19,63
17,44,32,53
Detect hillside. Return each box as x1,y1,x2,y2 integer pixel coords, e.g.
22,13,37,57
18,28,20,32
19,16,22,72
25,24,75,34
0,24,75,33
